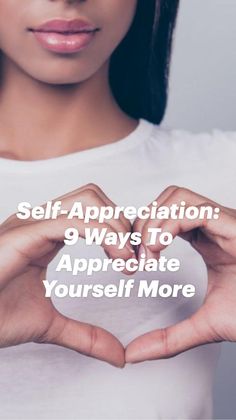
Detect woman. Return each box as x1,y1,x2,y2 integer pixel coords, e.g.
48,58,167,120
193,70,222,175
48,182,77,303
0,0,235,419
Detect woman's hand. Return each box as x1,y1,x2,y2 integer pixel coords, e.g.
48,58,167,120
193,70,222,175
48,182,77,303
0,183,133,367
126,186,236,363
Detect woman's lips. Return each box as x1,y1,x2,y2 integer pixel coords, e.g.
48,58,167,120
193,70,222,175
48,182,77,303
33,31,96,54
29,18,99,54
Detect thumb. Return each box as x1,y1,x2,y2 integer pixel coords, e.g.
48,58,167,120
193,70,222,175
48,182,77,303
37,312,125,368
125,307,219,363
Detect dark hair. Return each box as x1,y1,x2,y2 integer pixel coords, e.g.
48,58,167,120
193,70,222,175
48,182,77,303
109,0,180,124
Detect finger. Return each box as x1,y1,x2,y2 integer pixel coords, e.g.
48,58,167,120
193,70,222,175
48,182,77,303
133,186,181,259
4,183,131,241
138,185,222,256
142,204,236,257
125,306,219,363
52,182,132,237
0,215,133,286
133,186,218,258
78,183,131,232
42,216,133,260
132,185,179,239
76,187,133,256
38,313,125,368
157,186,220,208
51,186,134,255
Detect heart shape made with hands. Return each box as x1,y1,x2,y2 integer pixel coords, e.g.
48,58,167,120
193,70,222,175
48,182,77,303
1,183,236,367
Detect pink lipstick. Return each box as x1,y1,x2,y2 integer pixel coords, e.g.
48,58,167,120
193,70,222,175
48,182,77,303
29,18,100,54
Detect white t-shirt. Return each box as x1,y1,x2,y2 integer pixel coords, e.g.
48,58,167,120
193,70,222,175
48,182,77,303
0,119,235,419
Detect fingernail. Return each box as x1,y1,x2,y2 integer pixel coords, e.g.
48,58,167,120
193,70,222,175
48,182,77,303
138,244,146,262
126,244,135,254
109,360,125,369
146,247,158,260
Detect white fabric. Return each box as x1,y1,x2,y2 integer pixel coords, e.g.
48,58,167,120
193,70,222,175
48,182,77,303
0,119,235,419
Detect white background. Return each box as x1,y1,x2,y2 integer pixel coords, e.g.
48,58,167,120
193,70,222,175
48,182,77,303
163,1,236,418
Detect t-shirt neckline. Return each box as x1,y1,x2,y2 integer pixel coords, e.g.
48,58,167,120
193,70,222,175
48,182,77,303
0,118,154,174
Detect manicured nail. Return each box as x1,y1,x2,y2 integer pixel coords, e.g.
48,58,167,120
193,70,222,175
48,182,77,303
138,244,146,262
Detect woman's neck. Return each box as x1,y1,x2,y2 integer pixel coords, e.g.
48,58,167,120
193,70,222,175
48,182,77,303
0,58,137,161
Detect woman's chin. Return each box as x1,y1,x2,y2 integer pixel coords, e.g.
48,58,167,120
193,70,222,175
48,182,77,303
28,71,88,86
20,62,94,86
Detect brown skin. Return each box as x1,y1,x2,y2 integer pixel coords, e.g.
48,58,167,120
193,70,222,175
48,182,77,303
0,183,134,367
0,0,138,160
0,1,236,365
0,0,138,365
126,187,236,363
